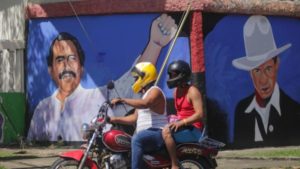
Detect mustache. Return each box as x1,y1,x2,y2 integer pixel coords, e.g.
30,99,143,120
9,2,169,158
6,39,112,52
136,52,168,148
58,70,77,80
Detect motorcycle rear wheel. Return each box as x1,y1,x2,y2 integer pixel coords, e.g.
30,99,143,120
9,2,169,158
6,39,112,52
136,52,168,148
50,158,91,169
179,156,211,169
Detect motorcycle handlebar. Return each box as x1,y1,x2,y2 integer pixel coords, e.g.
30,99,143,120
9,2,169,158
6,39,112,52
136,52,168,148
94,100,116,127
92,80,125,127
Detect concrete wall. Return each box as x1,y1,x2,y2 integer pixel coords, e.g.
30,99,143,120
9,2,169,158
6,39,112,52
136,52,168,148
0,0,26,41
0,0,78,42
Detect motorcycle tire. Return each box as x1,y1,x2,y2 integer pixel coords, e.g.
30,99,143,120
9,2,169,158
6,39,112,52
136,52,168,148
179,156,212,169
50,158,91,169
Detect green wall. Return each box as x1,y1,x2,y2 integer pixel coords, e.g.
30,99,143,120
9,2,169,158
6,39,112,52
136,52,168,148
0,93,25,144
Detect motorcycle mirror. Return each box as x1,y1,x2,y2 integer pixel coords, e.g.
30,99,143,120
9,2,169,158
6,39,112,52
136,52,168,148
107,81,114,90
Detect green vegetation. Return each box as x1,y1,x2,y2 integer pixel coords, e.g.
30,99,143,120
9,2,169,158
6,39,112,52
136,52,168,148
0,151,14,158
0,166,7,169
220,147,300,159
247,148,300,158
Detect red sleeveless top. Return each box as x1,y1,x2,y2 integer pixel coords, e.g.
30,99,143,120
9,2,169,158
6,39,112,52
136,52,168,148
175,86,203,129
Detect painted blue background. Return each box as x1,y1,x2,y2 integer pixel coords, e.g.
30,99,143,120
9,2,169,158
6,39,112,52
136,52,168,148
26,14,191,114
204,15,300,143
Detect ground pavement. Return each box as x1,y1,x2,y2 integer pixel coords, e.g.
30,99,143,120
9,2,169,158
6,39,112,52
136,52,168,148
0,146,300,169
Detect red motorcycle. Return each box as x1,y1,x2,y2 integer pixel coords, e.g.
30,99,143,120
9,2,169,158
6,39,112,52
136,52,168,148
50,84,225,169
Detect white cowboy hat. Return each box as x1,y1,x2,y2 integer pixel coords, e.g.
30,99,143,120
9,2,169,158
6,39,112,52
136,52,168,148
232,15,291,71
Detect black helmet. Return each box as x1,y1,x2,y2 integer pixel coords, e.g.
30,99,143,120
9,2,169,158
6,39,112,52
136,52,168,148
167,60,191,89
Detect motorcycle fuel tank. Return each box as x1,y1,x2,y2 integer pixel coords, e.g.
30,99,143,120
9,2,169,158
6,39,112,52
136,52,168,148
102,129,131,152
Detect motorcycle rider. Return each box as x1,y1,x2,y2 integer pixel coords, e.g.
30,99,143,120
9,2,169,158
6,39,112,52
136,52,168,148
162,60,205,169
110,62,168,169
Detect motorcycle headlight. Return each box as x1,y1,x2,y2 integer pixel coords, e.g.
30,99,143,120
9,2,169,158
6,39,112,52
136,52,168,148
81,123,91,140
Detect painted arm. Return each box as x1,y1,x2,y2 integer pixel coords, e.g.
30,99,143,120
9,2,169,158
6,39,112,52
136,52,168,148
138,13,178,65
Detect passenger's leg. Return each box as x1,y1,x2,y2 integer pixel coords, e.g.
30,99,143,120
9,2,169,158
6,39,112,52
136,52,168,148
162,127,179,169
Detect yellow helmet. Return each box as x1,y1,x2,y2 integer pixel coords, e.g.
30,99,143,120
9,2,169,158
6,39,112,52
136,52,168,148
131,62,157,93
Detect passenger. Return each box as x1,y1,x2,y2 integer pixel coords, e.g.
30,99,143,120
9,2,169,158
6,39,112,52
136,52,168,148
162,60,205,169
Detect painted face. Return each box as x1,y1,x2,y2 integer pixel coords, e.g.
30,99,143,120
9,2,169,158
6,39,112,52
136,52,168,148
49,40,83,97
250,58,279,99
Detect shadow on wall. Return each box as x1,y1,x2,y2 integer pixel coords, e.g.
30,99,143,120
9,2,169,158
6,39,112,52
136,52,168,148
206,98,228,144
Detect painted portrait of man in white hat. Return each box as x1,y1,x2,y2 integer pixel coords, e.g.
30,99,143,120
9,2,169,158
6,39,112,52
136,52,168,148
232,15,300,146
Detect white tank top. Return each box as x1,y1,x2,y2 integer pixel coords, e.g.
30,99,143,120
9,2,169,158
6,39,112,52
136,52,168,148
136,86,168,133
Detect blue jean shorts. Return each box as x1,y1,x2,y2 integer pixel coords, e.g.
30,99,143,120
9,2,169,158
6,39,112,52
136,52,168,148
172,126,203,143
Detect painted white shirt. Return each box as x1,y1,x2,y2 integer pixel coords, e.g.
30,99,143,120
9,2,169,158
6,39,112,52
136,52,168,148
27,84,107,141
27,60,140,141
245,83,281,141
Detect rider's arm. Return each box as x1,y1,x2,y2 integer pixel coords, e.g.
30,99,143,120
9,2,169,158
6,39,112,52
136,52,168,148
184,86,204,125
120,88,164,114
110,110,138,125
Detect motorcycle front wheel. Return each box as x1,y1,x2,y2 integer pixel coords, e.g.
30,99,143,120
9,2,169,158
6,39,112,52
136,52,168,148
179,156,212,169
50,158,91,169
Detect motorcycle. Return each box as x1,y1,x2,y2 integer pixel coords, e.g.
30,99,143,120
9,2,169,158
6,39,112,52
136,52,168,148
50,83,225,169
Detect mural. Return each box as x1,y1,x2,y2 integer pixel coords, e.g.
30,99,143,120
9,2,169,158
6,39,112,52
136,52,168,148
205,14,300,147
26,14,191,142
